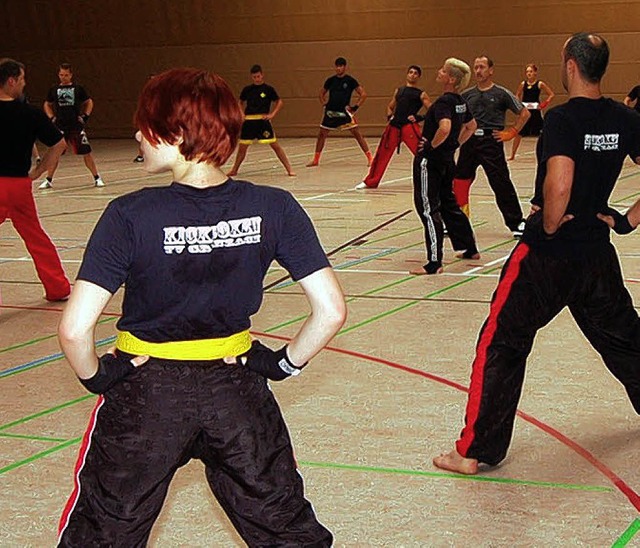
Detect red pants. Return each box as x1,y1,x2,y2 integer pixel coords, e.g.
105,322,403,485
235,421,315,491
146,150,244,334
0,177,70,300
363,123,421,188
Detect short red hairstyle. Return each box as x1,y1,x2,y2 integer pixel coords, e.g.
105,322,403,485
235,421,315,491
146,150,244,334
134,68,242,166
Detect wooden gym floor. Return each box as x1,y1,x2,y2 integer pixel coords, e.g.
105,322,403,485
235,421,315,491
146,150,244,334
1,137,639,547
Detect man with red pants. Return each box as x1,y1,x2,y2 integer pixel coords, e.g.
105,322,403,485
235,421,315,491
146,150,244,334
355,65,431,189
452,56,530,237
0,58,69,301
434,33,640,475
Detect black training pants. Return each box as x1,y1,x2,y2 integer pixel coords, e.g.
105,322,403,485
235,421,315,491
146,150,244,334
456,242,640,466
57,359,332,547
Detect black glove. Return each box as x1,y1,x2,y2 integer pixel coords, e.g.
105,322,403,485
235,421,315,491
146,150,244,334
78,352,136,394
349,104,359,112
602,207,635,235
242,341,305,381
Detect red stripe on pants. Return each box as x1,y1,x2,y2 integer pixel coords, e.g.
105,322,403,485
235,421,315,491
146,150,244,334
456,243,530,457
57,396,104,538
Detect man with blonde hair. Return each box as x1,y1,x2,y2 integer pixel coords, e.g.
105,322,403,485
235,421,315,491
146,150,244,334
410,58,480,275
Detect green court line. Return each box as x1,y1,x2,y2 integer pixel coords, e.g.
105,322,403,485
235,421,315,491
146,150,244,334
0,432,69,443
612,519,640,547
0,394,94,432
298,460,613,493
0,437,82,475
0,315,117,355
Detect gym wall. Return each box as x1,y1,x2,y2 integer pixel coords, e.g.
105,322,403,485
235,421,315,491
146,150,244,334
2,0,638,137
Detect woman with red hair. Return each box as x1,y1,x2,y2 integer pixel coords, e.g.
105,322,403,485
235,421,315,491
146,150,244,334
57,68,345,547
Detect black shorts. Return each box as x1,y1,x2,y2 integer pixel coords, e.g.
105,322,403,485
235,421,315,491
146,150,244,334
239,117,276,144
519,109,543,136
320,109,357,130
62,128,92,155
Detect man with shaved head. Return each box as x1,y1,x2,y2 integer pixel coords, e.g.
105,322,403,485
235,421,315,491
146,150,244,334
434,33,640,475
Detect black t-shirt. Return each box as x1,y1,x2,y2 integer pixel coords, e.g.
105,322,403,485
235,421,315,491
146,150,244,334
240,83,279,115
391,86,424,127
627,85,640,113
46,84,90,130
421,92,473,159
323,75,359,111
523,97,640,256
77,180,330,342
0,100,62,177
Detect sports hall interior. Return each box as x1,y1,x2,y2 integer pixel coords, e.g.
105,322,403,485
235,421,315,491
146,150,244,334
1,1,640,546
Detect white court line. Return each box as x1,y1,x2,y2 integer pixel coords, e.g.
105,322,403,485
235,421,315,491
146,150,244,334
461,254,510,275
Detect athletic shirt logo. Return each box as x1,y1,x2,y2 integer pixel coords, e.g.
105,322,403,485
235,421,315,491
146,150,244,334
455,104,467,114
163,216,262,254
584,134,619,151
260,92,266,98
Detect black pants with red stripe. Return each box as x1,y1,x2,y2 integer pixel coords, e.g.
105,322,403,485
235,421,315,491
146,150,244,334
456,242,640,465
57,359,332,547
412,154,479,267
455,135,524,231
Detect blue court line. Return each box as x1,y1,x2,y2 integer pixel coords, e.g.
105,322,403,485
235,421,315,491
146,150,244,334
0,335,116,379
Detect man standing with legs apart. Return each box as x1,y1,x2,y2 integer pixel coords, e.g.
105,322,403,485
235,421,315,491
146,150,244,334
39,63,104,189
355,65,431,189
434,33,640,475
409,59,480,275
57,68,345,546
227,64,296,177
452,56,530,237
0,59,70,301
307,57,373,167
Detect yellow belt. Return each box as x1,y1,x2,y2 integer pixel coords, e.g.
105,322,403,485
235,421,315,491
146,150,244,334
115,330,252,360
244,114,266,120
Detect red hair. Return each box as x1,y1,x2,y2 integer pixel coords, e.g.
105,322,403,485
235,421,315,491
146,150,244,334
134,68,242,166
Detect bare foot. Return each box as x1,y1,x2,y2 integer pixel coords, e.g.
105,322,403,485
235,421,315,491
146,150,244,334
226,170,238,177
433,449,479,475
409,264,443,275
306,161,319,168
507,156,515,161
287,171,297,177
455,251,480,260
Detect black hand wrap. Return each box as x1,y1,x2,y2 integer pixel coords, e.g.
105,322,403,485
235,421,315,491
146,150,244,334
603,207,635,235
243,341,305,381
81,113,90,123
413,114,425,123
349,104,359,112
78,352,136,394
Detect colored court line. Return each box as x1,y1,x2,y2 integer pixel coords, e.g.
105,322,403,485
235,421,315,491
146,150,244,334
0,394,94,432
298,460,613,493
0,432,69,443
0,437,82,475
613,519,640,547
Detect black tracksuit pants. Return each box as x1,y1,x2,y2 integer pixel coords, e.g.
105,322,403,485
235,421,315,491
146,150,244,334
456,242,640,465
412,153,479,267
57,359,332,547
455,134,524,232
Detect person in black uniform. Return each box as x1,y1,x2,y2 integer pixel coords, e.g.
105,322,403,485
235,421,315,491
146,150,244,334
355,65,431,189
409,58,480,275
0,58,70,301
56,68,346,546
306,57,373,167
40,63,104,189
451,56,530,237
227,64,295,177
433,33,640,475
508,63,555,160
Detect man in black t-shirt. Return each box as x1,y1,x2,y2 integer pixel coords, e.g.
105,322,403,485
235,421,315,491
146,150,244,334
39,63,104,189
623,83,640,113
306,57,373,167
409,58,480,275
434,33,640,475
0,58,70,301
227,65,295,177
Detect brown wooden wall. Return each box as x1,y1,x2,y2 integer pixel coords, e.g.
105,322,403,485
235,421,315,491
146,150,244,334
2,0,639,137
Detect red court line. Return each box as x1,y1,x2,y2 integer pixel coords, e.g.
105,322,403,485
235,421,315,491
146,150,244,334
256,331,640,513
